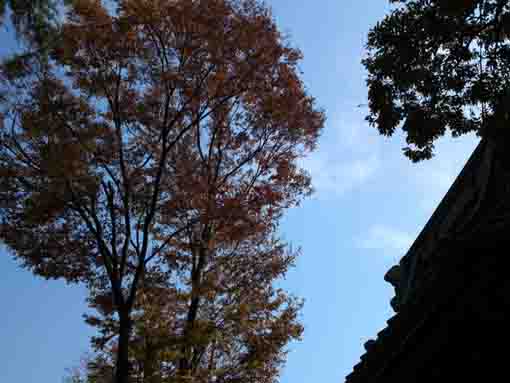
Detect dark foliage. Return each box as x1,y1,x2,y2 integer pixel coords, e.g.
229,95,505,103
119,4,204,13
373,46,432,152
0,0,58,44
364,0,510,161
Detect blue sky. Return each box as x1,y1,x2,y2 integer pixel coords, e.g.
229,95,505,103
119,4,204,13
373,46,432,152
0,1,479,382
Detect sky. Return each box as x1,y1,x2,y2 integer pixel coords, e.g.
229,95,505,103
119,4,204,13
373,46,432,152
0,1,480,382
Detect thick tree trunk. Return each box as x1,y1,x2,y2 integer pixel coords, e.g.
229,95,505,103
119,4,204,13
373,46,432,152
116,312,132,383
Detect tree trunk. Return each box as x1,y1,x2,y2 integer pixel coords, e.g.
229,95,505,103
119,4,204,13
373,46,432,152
178,249,207,375
143,343,158,383
116,312,132,383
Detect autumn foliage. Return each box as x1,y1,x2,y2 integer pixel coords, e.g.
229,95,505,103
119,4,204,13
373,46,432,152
0,1,323,382
80,235,304,383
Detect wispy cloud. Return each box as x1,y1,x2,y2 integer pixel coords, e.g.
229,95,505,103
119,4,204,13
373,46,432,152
300,111,382,199
357,225,414,258
351,136,478,261
302,153,379,198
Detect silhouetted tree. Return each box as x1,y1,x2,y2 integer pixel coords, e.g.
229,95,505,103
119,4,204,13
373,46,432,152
364,0,510,161
0,0,58,44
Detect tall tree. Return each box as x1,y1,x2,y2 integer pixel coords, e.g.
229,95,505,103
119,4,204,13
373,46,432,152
76,232,303,383
0,1,324,383
364,0,510,161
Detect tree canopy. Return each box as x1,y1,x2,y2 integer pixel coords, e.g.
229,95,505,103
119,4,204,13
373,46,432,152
75,233,303,383
0,0,58,44
364,0,510,161
0,1,324,382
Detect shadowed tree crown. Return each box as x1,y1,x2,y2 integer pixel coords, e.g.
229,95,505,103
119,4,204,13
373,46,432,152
364,0,510,161
0,0,59,44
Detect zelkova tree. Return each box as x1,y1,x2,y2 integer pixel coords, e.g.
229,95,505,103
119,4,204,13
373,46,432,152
0,1,324,383
364,0,510,161
75,233,303,383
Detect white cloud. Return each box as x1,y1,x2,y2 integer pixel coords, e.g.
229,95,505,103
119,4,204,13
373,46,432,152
302,154,379,198
300,111,383,199
352,136,479,260
357,225,414,258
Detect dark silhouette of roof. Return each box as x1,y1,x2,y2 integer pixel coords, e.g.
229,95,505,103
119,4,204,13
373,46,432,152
346,135,510,382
